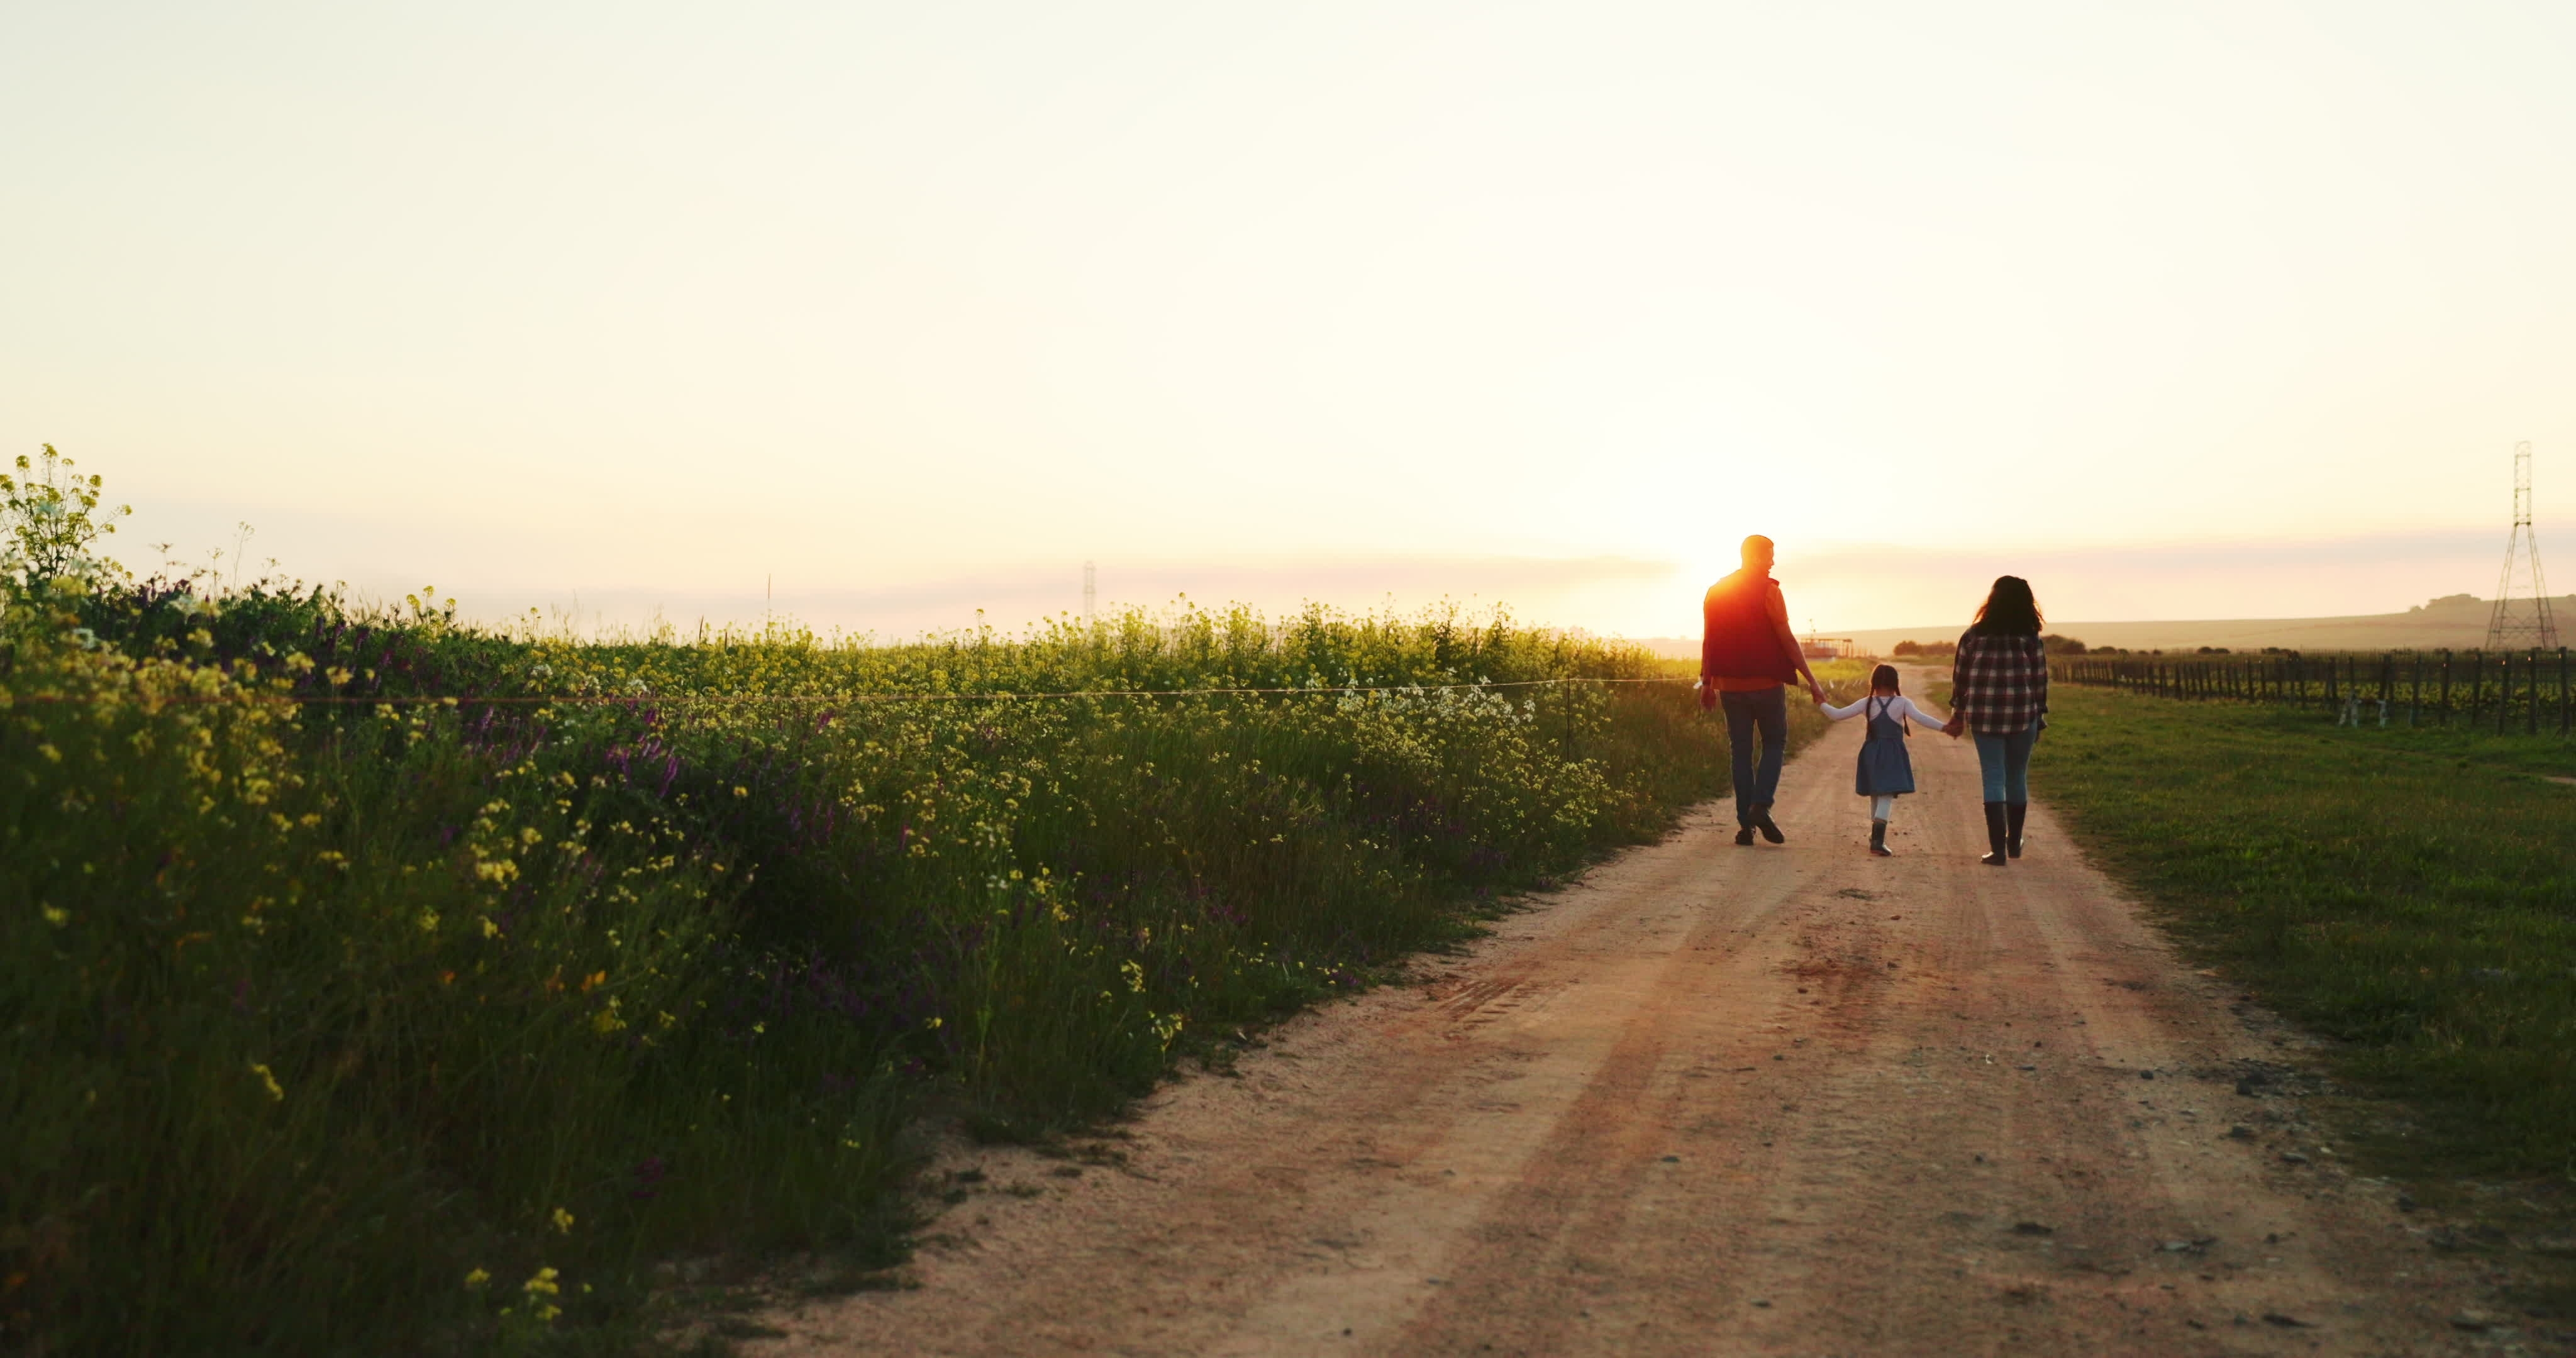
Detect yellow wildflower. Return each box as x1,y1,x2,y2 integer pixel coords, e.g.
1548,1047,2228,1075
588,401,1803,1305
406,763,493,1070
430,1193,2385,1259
550,1206,575,1234
465,1267,491,1288
250,1063,284,1101
521,1266,562,1323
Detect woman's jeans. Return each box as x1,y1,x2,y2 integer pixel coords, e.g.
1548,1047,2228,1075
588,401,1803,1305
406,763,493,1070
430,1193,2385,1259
1973,720,2041,803
1719,685,1789,823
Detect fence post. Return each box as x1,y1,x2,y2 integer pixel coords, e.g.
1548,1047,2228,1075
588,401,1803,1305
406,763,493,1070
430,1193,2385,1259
2440,649,2451,725
2545,651,2565,742
2410,652,2421,727
2526,650,2539,736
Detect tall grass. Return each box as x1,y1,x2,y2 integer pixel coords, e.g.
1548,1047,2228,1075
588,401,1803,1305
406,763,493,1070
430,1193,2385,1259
3,573,1780,1354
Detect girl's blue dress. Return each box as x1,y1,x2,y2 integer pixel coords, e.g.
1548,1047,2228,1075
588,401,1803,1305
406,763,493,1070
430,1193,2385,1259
1855,696,1917,797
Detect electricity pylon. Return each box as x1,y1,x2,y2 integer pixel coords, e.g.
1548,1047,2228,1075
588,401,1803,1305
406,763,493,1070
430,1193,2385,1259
2485,441,2560,649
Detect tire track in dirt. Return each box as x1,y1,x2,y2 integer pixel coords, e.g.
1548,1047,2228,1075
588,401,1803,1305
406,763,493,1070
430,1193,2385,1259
756,709,2506,1356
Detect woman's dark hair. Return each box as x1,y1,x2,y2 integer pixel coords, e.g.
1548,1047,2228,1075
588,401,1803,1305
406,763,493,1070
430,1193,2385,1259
1970,576,2043,637
1870,663,1901,692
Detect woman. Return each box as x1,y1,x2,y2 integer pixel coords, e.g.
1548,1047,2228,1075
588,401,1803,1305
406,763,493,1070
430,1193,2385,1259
1942,577,2048,866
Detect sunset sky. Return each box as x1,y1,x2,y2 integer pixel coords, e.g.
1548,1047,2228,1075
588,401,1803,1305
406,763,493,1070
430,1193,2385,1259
7,2,2573,638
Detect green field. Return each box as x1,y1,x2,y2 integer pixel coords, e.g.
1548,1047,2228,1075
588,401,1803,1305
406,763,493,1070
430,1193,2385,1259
0,553,1848,1354
2031,686,2576,1196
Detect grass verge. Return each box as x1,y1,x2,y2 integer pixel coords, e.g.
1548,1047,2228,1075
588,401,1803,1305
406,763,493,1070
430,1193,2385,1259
2032,686,2576,1295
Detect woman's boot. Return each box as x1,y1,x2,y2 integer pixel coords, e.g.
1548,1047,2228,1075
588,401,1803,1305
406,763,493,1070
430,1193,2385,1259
1869,820,1891,857
2006,802,2028,859
1981,802,2010,866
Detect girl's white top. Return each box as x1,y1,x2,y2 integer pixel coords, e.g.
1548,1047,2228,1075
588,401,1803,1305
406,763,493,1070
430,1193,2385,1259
1819,694,1946,731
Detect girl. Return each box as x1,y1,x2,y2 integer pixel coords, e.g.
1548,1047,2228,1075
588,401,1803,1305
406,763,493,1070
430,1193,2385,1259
1815,665,1950,856
1942,575,2050,866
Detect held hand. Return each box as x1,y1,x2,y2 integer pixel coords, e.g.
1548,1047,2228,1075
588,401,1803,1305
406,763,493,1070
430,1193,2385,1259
1942,715,1965,739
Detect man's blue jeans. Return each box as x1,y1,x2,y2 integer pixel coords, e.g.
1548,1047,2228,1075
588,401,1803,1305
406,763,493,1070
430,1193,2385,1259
1973,720,2041,803
1719,685,1789,825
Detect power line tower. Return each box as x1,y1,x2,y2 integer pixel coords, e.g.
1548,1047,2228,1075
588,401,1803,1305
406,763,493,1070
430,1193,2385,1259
1082,560,1097,626
2484,441,2559,649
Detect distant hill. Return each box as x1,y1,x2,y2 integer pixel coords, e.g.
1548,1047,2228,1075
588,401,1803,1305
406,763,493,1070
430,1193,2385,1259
1631,593,2576,659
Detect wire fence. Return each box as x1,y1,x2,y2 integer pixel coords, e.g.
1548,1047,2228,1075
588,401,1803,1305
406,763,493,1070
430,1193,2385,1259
3,674,1696,709
2053,649,2575,736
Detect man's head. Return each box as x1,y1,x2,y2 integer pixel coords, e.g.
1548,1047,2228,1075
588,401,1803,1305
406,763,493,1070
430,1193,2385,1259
1740,535,1775,572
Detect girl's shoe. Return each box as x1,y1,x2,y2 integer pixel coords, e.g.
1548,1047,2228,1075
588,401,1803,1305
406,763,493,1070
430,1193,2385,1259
1868,820,1892,857
2006,802,2028,858
1981,802,2011,866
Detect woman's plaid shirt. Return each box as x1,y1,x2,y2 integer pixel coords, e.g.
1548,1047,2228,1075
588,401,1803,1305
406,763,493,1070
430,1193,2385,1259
1951,632,2049,734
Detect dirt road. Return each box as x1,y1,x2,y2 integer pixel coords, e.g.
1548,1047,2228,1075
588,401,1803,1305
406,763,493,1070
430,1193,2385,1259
762,706,2509,1355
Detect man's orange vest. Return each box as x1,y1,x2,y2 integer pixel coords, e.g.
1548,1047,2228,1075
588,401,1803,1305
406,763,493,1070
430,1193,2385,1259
1701,570,1796,683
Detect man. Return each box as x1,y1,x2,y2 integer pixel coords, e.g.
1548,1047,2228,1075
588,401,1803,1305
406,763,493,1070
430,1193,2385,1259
1700,534,1827,846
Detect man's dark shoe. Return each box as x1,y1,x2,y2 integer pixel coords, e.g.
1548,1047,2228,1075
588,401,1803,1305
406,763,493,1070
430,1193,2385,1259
1735,825,1757,846
1981,801,2011,866
1753,805,1785,844
2006,802,2028,858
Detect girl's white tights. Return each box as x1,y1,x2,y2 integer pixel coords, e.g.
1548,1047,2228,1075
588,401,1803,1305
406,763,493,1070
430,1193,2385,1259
1870,795,1894,821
